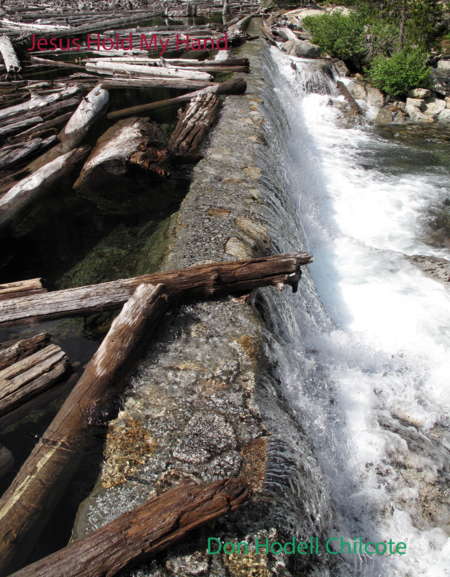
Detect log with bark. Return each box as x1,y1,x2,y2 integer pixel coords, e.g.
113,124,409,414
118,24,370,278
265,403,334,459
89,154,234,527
86,61,213,82
0,146,90,232
0,35,21,74
0,278,46,301
11,478,249,577
169,92,221,154
0,343,72,418
0,253,313,328
0,136,57,169
0,332,50,370
0,444,13,480
107,77,246,120
0,283,169,575
73,117,170,215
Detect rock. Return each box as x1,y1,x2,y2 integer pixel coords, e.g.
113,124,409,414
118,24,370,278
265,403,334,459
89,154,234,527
374,108,393,125
392,110,408,124
430,69,450,96
423,96,446,116
437,60,450,70
406,97,426,111
281,39,321,59
333,59,349,77
347,81,367,101
406,104,435,123
407,88,432,99
445,96,450,109
366,85,385,107
438,109,450,123
393,101,407,111
406,255,450,287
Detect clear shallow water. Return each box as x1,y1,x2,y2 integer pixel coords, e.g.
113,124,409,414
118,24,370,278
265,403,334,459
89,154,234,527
259,46,450,576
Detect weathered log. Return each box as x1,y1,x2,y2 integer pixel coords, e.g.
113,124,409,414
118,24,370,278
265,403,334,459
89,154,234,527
0,146,90,231
0,278,46,301
0,444,13,480
10,478,249,577
86,61,213,82
169,92,221,154
0,253,312,328
0,86,81,123
11,112,72,141
0,35,21,74
0,18,71,32
0,137,57,170
87,56,250,67
31,56,85,70
0,97,80,130
0,343,72,418
0,116,43,139
336,80,362,114
100,77,213,90
107,77,246,120
0,332,50,370
0,283,168,575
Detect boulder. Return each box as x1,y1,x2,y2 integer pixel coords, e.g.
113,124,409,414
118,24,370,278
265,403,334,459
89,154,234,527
406,103,434,123
430,69,450,96
406,97,426,111
281,39,321,59
393,101,407,111
374,108,392,126
407,88,432,99
366,85,384,107
347,80,367,101
333,59,349,77
423,96,446,116
445,96,450,109
437,60,450,70
438,109,450,123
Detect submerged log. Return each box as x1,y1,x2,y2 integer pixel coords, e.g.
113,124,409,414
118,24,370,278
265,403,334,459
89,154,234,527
86,61,213,82
169,92,221,154
0,332,50,370
0,444,14,480
0,146,90,232
73,117,170,215
0,35,21,74
0,253,313,328
0,343,72,418
107,77,247,120
0,278,46,301
12,478,249,577
0,283,168,575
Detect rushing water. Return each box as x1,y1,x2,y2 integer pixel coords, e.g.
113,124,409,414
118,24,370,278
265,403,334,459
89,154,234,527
257,45,450,576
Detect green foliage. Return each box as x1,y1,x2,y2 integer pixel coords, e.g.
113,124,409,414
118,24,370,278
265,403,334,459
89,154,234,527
367,48,431,96
302,11,366,61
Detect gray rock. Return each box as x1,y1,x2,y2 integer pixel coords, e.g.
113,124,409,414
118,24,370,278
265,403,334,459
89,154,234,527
333,59,349,77
430,69,450,96
374,108,392,126
423,96,446,116
406,104,434,123
446,96,450,109
438,109,450,123
437,60,450,70
406,255,450,287
406,97,426,111
366,84,384,107
407,88,432,99
347,80,367,101
281,39,321,59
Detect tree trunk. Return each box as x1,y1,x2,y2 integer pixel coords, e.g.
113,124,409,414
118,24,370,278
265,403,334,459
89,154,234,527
0,35,21,74
0,253,312,328
0,283,169,576
10,112,73,142
0,278,46,301
169,92,221,154
0,343,72,418
10,478,249,577
0,146,90,232
107,77,246,120
0,332,50,370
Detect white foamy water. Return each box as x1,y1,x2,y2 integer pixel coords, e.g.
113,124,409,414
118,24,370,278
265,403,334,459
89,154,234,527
261,46,450,576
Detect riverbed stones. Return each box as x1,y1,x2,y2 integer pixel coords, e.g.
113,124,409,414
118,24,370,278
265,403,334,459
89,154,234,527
281,39,321,58
438,109,450,123
406,102,434,123
437,59,450,70
430,69,450,96
407,88,432,99
374,107,393,126
423,96,446,116
366,84,384,107
332,59,349,77
406,97,426,111
347,80,367,101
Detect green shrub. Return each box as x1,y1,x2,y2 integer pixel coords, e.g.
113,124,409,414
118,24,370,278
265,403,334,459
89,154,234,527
366,48,431,96
302,11,366,61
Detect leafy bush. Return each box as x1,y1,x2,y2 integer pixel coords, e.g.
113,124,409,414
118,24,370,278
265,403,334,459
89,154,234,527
302,11,366,61
366,48,431,96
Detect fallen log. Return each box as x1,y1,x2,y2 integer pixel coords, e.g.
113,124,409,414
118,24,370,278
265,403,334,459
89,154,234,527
0,252,312,328
107,77,246,120
0,283,168,575
0,116,43,139
100,77,213,90
86,56,250,67
10,111,72,141
86,61,213,82
11,478,249,577
0,278,46,301
30,55,85,70
0,35,21,74
74,117,170,215
0,332,50,370
0,136,58,169
0,343,72,418
0,444,13,480
0,18,71,32
0,146,90,232
169,92,221,154
336,80,362,115
0,85,81,122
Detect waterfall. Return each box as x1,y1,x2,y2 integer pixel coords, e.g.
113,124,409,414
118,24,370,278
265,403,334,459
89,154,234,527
255,45,450,576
